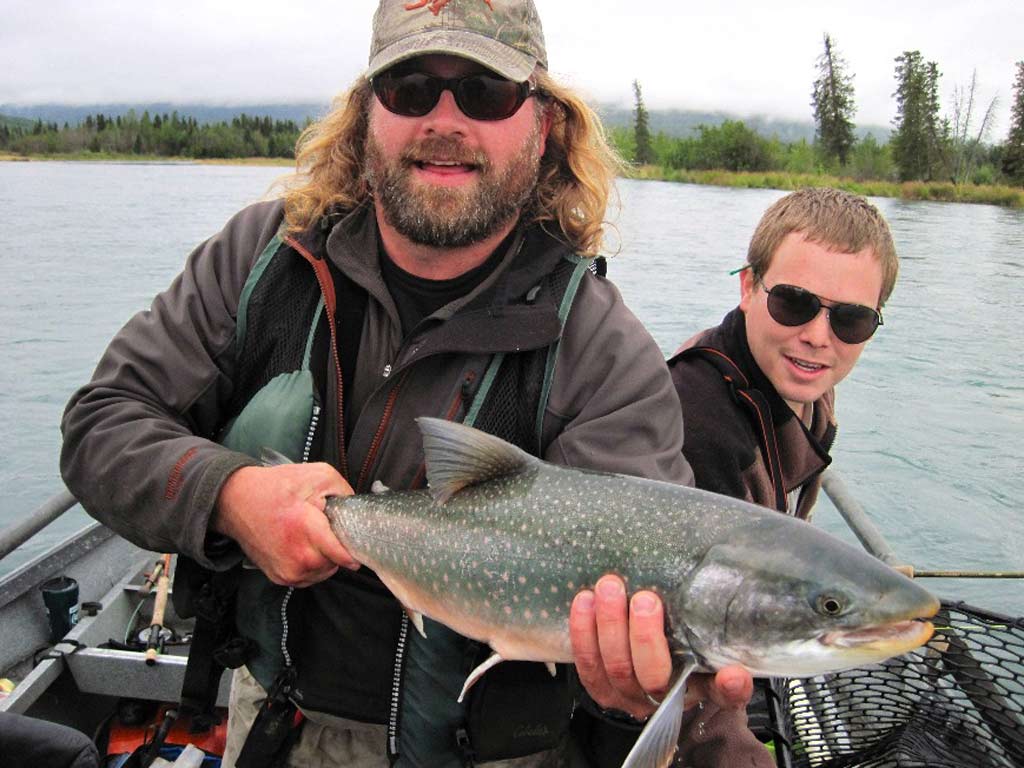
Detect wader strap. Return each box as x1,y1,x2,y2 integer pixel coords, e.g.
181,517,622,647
178,612,227,729
535,257,591,447
237,668,302,768
680,346,788,512
463,353,505,428
172,557,253,732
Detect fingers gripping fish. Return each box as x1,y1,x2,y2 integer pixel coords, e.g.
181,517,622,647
294,419,939,767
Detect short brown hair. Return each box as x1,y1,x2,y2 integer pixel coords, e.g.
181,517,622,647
746,187,898,306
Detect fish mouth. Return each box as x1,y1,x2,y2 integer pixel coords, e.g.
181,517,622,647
821,619,935,653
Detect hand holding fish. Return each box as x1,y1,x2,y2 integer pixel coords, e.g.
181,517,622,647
570,575,755,720
570,575,671,719
214,463,360,587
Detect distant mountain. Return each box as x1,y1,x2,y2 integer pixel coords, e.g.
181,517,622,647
0,113,36,131
0,102,891,143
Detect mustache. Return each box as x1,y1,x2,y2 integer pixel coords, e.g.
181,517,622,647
400,137,489,169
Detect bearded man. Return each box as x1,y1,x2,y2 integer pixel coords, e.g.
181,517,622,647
61,1,761,766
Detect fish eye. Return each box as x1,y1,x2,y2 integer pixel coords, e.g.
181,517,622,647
816,595,845,617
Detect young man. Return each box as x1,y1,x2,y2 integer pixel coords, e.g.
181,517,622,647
61,1,758,765
669,187,898,518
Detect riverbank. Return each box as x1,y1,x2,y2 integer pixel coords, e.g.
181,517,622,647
4,152,1022,208
628,165,1024,208
0,151,293,166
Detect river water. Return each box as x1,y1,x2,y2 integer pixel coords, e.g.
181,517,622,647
1,161,1022,616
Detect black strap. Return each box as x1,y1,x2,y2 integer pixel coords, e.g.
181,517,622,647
679,346,788,512
172,558,255,732
236,668,302,768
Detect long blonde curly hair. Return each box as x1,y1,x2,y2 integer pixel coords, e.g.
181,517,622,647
278,70,622,258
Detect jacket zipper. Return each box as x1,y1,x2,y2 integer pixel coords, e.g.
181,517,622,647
387,612,411,758
286,235,349,479
280,401,323,699
302,404,322,463
355,371,408,493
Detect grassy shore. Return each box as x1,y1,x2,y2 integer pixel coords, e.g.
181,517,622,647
0,151,294,166
627,165,1024,209
4,152,1022,208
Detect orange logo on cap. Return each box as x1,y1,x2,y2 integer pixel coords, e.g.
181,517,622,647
404,0,493,15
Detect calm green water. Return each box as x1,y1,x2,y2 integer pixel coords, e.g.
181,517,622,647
1,162,1022,616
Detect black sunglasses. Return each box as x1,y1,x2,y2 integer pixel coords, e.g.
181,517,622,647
761,282,883,344
371,69,537,122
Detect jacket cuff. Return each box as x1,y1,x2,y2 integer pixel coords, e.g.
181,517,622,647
186,450,260,570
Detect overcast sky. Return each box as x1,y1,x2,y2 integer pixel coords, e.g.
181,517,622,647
4,0,1021,137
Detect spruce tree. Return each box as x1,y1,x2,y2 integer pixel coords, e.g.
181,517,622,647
632,79,654,165
892,51,946,181
811,33,857,166
1003,61,1024,185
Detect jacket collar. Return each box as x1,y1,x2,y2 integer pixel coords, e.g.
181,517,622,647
309,205,569,356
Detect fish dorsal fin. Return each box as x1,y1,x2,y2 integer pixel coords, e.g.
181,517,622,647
416,417,538,505
260,447,294,466
622,658,696,768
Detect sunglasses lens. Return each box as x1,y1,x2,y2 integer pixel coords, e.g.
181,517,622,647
373,70,529,121
456,75,527,120
373,72,440,117
767,284,820,327
830,304,880,344
767,284,879,343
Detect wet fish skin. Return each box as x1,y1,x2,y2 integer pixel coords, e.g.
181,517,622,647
323,418,939,677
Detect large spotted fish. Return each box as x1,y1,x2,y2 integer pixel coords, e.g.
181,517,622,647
309,418,939,768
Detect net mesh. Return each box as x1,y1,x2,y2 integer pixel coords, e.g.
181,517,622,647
769,601,1024,768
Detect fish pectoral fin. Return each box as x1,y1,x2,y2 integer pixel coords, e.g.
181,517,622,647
370,480,391,495
259,447,294,466
621,658,696,768
415,417,538,505
407,610,427,639
457,652,504,703
545,662,557,678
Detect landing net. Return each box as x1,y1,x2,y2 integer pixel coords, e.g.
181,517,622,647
769,601,1024,768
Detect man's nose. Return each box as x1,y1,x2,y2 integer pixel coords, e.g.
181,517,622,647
422,89,468,135
798,309,832,347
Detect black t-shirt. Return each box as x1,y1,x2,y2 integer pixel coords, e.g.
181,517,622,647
378,232,512,337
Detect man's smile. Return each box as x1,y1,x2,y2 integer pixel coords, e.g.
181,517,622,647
785,354,829,375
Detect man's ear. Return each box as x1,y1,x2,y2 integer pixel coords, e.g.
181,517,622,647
538,104,553,157
738,267,755,313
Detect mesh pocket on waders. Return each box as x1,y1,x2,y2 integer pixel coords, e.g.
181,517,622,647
767,600,1024,768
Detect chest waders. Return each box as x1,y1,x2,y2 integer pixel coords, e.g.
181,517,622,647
170,223,596,767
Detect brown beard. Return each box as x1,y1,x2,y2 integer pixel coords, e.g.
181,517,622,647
364,125,541,248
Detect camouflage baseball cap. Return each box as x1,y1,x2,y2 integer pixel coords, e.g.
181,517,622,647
368,0,547,83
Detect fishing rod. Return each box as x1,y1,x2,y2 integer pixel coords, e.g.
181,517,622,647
820,470,1021,580
144,553,172,665
912,570,1024,579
